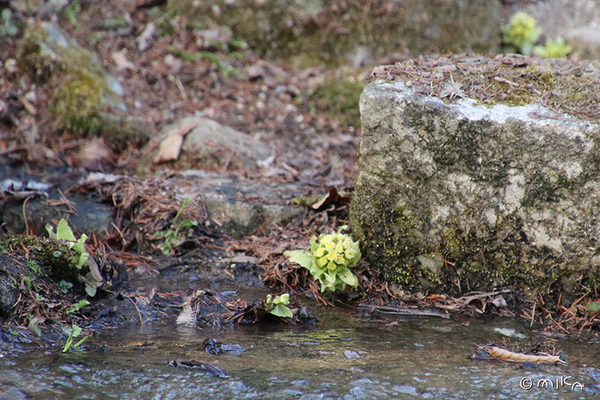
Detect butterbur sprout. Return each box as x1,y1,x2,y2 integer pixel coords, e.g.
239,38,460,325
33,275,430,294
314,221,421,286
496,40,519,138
284,225,361,293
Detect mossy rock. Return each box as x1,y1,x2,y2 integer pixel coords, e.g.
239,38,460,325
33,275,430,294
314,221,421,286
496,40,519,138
351,55,600,303
16,22,145,138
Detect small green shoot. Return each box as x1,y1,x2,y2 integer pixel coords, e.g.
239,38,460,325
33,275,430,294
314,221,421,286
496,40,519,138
58,280,74,294
63,0,81,25
27,259,42,275
168,47,242,78
66,299,90,315
23,276,32,290
47,219,89,268
264,294,293,318
47,219,101,297
156,198,198,255
284,225,361,293
62,324,89,352
534,36,572,58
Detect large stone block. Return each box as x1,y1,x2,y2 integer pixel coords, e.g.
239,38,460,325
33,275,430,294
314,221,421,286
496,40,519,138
350,55,600,299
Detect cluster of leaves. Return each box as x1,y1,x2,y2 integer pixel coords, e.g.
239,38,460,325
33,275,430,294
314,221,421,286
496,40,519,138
263,293,292,318
284,226,361,293
46,218,101,296
502,12,571,58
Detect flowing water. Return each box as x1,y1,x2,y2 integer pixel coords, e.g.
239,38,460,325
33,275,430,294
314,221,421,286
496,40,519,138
1,305,599,399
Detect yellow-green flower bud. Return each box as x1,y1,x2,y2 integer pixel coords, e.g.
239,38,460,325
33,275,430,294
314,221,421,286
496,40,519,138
324,240,335,251
345,248,355,259
317,256,328,268
327,250,338,262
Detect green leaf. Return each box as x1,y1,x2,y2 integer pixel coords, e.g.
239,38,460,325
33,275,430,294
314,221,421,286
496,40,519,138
270,304,293,318
273,294,289,306
58,280,73,294
284,250,313,269
73,335,89,348
66,299,90,315
585,302,600,313
62,323,84,352
310,236,319,254
84,283,97,297
179,219,196,228
337,268,358,287
56,219,76,242
175,198,192,220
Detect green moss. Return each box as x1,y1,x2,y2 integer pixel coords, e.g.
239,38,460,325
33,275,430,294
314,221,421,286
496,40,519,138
51,68,107,135
351,180,570,299
1,235,81,283
350,184,438,291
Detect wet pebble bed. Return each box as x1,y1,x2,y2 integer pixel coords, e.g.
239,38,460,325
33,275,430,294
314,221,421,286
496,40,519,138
1,310,598,399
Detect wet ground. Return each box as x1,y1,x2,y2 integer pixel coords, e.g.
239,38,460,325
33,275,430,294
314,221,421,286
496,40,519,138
2,306,599,399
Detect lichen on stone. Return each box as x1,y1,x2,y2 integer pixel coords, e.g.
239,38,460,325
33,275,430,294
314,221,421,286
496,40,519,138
352,59,600,302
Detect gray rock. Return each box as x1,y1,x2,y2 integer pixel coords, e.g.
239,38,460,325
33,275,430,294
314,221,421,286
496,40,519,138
0,192,113,238
181,117,271,166
351,57,600,299
179,170,303,238
140,116,271,172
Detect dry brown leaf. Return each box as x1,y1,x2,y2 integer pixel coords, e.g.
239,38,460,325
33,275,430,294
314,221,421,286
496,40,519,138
112,50,138,71
153,121,199,163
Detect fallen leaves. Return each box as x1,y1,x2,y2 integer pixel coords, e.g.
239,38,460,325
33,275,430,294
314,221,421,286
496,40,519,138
153,119,199,163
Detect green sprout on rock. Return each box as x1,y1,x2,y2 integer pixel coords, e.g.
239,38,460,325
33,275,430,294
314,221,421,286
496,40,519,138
46,218,103,297
264,294,293,318
46,218,89,268
502,12,542,55
534,36,572,58
284,225,361,293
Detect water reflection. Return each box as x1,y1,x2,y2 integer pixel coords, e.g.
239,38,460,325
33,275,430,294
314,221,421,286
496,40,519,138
1,308,598,399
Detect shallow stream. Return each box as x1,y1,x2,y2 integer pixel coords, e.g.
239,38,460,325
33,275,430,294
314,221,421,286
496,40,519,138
1,306,599,399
